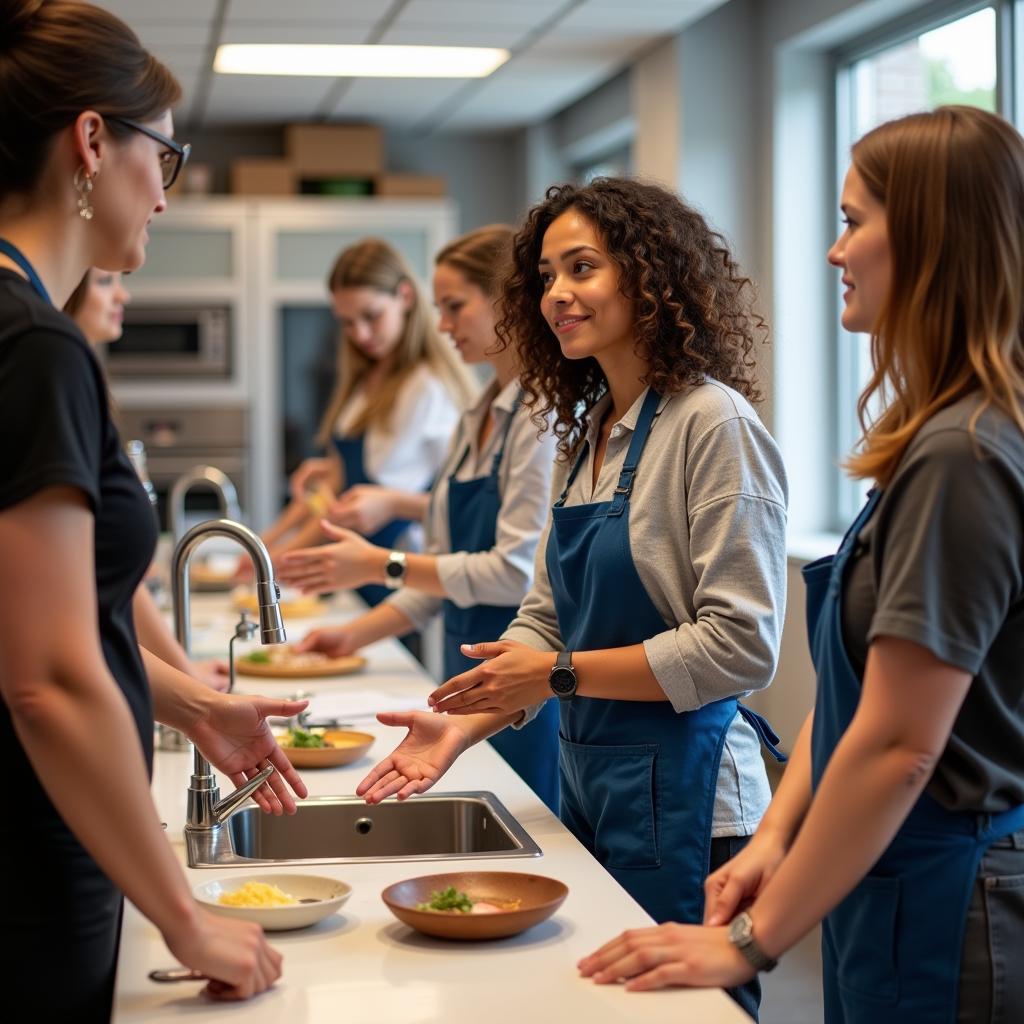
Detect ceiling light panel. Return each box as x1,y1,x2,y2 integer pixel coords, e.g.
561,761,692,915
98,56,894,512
214,44,509,78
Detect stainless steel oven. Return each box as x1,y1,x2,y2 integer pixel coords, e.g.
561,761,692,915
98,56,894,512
102,304,231,379
115,406,248,533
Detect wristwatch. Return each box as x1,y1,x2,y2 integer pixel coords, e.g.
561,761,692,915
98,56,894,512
548,650,578,701
383,550,407,590
727,912,778,972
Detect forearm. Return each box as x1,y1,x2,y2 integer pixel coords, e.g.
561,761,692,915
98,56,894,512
573,644,668,701
348,604,418,648
133,585,192,675
262,498,309,547
142,647,215,731
750,722,937,958
753,710,814,848
271,515,327,559
8,669,198,940
390,490,429,523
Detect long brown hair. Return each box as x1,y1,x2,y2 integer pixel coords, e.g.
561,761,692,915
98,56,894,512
0,0,180,199
316,238,477,444
846,106,1024,484
435,224,515,299
496,178,766,458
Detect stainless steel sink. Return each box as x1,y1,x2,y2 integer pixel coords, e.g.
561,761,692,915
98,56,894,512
185,791,542,868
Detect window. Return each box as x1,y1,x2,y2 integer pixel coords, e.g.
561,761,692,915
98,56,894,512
832,4,1003,523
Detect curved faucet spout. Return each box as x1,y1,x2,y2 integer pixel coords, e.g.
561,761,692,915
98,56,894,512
169,465,241,541
172,518,287,830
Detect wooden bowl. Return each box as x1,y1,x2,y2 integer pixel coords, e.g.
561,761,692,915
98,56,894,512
274,729,375,768
381,871,568,941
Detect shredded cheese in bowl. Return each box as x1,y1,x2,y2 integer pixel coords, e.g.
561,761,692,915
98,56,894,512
218,881,297,908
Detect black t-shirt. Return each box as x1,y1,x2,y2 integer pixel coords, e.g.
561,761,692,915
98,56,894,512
841,393,1024,813
0,269,157,822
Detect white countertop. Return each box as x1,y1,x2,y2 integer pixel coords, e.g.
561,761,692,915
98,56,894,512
113,592,748,1023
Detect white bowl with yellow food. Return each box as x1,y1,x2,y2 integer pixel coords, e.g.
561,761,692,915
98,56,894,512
193,874,352,931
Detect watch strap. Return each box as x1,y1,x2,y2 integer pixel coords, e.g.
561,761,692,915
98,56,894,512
729,912,778,972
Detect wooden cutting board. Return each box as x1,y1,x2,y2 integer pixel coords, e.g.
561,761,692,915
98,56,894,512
235,647,367,679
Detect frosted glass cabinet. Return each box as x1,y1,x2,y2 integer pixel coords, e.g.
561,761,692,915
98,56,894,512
111,196,457,530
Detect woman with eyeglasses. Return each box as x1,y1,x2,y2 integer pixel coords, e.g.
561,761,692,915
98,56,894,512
0,1,309,1015
577,107,1024,1024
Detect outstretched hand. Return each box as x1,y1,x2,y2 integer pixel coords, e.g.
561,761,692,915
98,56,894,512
186,694,309,814
356,711,472,804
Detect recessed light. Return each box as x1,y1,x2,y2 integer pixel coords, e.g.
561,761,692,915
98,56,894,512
214,44,509,78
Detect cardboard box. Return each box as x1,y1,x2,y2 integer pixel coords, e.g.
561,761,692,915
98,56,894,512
374,173,447,198
230,158,296,196
285,124,384,177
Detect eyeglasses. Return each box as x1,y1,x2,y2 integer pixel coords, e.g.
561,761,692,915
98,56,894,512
105,115,191,190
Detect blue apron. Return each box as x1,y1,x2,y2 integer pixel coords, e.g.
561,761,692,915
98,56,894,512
804,490,1024,1024
441,392,560,815
547,388,784,924
333,433,416,607
0,239,52,304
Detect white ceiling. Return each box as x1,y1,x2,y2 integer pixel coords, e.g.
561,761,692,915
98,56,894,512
96,0,726,132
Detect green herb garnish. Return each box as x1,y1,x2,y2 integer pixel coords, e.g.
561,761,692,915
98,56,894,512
416,886,474,913
284,727,327,749
244,650,271,664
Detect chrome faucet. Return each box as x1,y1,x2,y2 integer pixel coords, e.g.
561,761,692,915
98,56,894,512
169,465,242,541
171,518,287,832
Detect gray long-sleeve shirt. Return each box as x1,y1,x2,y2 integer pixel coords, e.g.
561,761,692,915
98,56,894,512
385,378,558,630
505,381,789,836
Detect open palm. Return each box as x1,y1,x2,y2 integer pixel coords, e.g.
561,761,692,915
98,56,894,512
188,694,309,815
356,711,470,804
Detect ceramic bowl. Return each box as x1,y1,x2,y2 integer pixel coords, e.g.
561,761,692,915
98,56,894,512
194,873,351,931
274,729,375,768
381,871,568,940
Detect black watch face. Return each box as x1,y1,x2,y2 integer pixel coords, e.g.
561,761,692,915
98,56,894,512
550,668,576,696
385,560,404,579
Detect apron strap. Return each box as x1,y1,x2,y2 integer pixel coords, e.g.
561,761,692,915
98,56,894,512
608,388,662,517
450,387,523,480
0,238,52,306
737,703,788,763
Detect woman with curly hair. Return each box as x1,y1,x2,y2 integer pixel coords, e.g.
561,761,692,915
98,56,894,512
579,108,1024,1024
358,178,788,1019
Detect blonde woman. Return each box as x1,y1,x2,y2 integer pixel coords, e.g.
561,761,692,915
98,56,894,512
279,226,561,810
580,107,1024,1024
262,238,476,606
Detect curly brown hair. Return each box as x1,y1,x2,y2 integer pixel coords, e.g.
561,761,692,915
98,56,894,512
497,177,767,457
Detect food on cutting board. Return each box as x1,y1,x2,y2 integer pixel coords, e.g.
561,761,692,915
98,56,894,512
415,886,522,915
241,646,332,670
218,881,297,908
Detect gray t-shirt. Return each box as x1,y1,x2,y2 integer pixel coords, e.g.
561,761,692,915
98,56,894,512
841,394,1024,813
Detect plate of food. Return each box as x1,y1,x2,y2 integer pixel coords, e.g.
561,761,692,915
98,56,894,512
232,589,325,619
381,872,568,941
273,726,374,768
188,561,237,593
235,644,366,679
194,874,352,931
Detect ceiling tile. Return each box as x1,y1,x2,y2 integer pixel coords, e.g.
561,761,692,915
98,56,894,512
219,24,374,45
395,0,554,31
377,24,526,48
95,1,215,22
332,78,471,127
226,0,388,21
202,74,334,125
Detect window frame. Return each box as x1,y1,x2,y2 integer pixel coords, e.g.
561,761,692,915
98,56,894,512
828,0,1017,526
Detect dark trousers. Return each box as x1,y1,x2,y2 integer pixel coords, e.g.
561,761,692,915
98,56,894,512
710,834,762,1021
957,827,1024,1024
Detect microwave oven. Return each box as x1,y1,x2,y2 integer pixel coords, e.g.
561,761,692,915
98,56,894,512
102,304,232,379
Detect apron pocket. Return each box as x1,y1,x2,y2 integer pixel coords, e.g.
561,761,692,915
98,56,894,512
984,872,1024,1024
559,738,660,870
832,874,901,1003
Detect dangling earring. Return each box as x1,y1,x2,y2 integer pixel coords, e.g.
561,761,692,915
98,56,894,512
73,166,95,221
